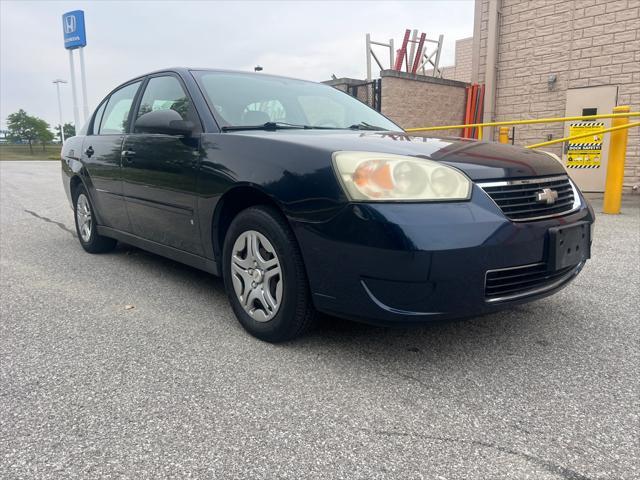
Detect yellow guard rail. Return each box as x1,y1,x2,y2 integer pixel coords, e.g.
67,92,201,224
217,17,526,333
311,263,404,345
405,107,640,214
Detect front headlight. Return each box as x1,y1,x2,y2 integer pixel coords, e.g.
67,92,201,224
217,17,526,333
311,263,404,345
332,151,471,201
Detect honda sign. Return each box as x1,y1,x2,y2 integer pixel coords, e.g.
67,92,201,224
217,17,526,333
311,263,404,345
62,10,86,49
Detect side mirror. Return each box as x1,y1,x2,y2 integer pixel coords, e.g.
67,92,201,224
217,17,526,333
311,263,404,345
134,109,194,136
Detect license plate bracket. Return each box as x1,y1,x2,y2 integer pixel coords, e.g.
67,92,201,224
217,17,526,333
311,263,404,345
548,221,591,271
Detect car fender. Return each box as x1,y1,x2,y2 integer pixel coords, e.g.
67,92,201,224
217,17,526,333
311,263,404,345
199,181,284,262
61,136,100,221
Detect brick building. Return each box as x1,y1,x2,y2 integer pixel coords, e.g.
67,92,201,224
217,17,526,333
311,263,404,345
329,2,638,191
441,37,474,82
380,71,467,134
471,0,640,191
325,72,468,136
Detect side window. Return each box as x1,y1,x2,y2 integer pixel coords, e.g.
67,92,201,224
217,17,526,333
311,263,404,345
98,81,141,134
90,101,107,135
242,99,286,123
136,76,195,125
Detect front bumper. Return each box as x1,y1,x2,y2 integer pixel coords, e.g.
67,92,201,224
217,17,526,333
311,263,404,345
292,184,594,325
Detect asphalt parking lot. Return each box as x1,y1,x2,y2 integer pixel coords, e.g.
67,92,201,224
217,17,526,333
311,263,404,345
1,161,638,480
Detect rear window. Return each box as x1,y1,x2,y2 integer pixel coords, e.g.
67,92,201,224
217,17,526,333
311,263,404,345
98,81,141,134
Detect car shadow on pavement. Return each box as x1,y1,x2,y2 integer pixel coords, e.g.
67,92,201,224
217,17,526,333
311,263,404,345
308,307,544,356
112,242,551,359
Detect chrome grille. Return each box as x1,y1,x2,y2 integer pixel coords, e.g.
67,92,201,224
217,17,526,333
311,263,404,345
485,262,580,302
478,175,578,221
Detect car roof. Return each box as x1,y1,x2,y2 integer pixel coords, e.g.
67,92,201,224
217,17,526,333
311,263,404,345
96,67,326,132
132,67,318,85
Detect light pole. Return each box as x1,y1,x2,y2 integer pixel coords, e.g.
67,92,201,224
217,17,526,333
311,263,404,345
52,79,67,143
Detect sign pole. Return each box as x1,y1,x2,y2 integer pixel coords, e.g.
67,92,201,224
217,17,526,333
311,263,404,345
68,50,81,131
78,47,89,123
62,10,87,131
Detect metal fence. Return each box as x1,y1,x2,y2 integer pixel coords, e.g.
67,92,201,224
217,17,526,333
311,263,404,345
346,79,381,112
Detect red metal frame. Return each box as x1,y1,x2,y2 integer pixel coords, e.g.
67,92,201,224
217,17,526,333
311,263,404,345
462,84,486,138
475,84,485,138
410,33,427,74
463,86,472,138
469,84,478,138
393,29,411,71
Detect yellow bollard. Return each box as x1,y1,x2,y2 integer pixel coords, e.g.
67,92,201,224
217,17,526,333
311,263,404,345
603,105,630,214
499,127,510,144
477,126,483,141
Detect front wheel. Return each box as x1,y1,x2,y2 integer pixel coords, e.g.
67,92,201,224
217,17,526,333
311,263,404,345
74,186,117,253
222,206,316,342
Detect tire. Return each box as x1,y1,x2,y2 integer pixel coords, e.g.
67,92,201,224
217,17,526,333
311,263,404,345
73,185,117,253
222,205,316,342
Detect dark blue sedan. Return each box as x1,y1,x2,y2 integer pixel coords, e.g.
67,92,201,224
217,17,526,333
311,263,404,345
61,68,594,342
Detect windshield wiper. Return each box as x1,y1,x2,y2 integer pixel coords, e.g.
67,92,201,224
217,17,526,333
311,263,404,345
347,122,389,131
221,121,313,132
221,121,389,132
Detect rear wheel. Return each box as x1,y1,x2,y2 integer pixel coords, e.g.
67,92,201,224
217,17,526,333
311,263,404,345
222,206,316,342
73,186,117,253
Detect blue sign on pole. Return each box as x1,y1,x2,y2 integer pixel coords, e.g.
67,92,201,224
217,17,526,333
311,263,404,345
62,10,87,50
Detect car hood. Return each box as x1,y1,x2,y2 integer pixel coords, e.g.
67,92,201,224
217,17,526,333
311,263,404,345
229,130,565,181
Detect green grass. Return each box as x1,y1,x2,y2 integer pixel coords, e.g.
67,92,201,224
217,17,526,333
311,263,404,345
0,144,61,161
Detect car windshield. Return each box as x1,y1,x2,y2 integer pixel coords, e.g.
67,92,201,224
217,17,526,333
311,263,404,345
192,71,401,131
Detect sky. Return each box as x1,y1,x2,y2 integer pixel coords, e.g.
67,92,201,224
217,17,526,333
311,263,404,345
0,0,474,130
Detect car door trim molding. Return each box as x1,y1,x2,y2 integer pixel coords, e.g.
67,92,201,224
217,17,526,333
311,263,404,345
125,195,194,216
94,187,119,195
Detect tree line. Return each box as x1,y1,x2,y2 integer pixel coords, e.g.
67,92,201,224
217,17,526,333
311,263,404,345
4,110,75,154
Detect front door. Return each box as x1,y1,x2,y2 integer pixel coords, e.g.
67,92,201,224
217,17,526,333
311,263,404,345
121,74,203,255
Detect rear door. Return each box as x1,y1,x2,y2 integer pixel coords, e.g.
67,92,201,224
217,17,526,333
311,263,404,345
82,80,142,231
121,74,203,254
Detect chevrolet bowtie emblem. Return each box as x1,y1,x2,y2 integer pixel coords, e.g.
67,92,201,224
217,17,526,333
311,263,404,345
536,188,559,205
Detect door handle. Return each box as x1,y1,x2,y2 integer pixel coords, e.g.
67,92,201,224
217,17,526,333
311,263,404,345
121,150,136,163
85,146,94,157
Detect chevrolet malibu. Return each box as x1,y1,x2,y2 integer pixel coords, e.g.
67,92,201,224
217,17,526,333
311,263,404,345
61,68,594,342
